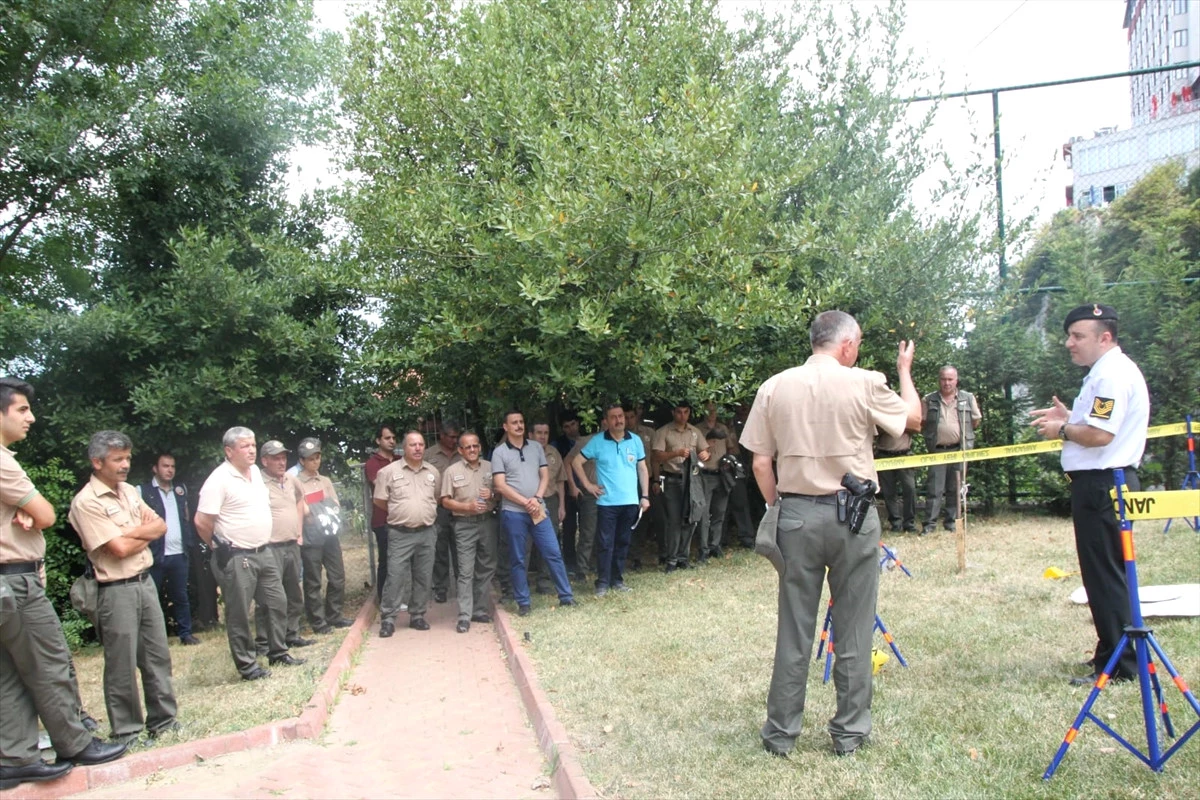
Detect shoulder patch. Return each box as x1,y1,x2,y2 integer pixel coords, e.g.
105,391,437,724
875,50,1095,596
1090,397,1115,420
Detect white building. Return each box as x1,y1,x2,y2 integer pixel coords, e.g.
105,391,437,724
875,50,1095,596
1063,1,1199,208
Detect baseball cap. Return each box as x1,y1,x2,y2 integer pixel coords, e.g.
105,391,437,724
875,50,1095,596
298,437,322,458
260,440,289,456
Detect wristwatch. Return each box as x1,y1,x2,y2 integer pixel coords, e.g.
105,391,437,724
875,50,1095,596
1058,424,1070,442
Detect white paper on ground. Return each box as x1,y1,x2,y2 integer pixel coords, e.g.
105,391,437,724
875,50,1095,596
1069,583,1200,617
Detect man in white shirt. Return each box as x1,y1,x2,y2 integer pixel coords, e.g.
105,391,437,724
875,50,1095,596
1032,303,1149,685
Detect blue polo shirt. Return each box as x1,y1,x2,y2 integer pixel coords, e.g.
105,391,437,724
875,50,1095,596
580,430,645,507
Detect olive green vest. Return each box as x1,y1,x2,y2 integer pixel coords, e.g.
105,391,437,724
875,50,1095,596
921,390,976,450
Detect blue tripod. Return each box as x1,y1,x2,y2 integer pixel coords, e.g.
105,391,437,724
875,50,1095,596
1043,468,1200,779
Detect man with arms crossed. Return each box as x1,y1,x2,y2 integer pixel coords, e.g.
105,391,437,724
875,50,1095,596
69,431,178,745
574,404,650,596
439,432,498,633
0,379,126,789
1032,304,1148,685
194,427,304,681
742,311,919,758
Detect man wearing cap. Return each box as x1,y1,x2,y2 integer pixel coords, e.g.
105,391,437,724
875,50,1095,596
573,404,650,596
69,431,178,746
363,424,397,604
439,431,499,633
492,410,575,616
296,438,350,632
920,366,981,534
741,311,920,758
652,402,710,571
1,378,127,789
194,427,304,681
138,452,202,645
373,431,441,636
256,442,315,651
1032,303,1149,685
424,423,461,605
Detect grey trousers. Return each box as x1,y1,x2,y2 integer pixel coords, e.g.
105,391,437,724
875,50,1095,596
697,472,730,554
662,477,695,565
219,548,287,678
0,573,92,766
381,526,435,624
256,543,303,650
574,493,597,574
95,576,177,737
924,461,963,527
431,508,458,593
761,497,880,755
301,535,345,629
452,515,498,621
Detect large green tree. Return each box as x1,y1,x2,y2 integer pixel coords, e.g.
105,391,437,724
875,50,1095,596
341,0,981,421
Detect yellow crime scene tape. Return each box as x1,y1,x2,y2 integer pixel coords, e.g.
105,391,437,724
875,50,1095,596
875,422,1188,471
873,422,1198,521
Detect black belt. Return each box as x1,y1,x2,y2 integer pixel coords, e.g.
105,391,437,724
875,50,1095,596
388,524,431,533
1067,466,1136,479
230,544,268,554
780,492,839,506
876,449,910,457
0,560,42,575
267,541,298,549
98,570,151,588
662,473,683,481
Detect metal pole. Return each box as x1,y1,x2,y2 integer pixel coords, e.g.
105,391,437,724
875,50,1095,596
992,90,1006,280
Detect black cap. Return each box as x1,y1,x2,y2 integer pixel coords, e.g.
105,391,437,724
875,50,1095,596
1063,303,1118,332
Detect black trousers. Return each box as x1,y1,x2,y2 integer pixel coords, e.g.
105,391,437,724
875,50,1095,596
188,543,219,629
1070,468,1139,679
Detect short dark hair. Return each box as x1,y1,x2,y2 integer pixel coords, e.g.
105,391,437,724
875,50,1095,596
375,423,396,439
440,419,462,436
603,403,624,416
1096,319,1118,341
502,408,524,425
0,377,35,413
154,452,175,465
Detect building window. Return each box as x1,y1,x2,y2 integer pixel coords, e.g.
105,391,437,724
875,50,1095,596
1173,0,1187,15
1173,29,1188,48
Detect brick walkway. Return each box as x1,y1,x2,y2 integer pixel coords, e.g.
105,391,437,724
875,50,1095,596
68,599,552,800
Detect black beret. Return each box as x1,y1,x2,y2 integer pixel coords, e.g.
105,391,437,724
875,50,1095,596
1063,303,1118,332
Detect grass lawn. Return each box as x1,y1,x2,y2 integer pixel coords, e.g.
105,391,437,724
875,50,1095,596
70,533,373,748
513,514,1200,799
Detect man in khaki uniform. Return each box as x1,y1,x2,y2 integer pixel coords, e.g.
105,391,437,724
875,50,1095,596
295,439,349,632
69,431,178,745
530,422,568,594
695,402,732,562
0,379,126,789
652,403,710,571
742,311,919,758
195,427,304,681
439,432,498,633
374,431,440,637
256,442,314,652
875,428,916,533
425,423,461,604
920,366,981,533
565,419,605,579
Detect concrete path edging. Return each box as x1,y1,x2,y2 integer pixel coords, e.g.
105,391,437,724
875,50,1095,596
494,606,598,800
4,597,378,800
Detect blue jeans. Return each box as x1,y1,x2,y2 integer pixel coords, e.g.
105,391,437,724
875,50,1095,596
150,552,192,639
500,510,573,606
595,504,638,588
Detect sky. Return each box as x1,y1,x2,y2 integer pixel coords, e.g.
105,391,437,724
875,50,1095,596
294,0,1135,243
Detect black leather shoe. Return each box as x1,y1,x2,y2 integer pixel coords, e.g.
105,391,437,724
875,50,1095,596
676,560,691,570
312,624,333,634
664,564,678,573
433,589,448,603
330,617,354,628
148,720,182,738
180,634,201,646
242,667,272,681
710,546,724,558
379,621,395,638
0,760,74,789
762,741,789,759
943,523,956,532
409,616,430,631
517,605,531,617
63,737,129,766
268,653,307,667
286,637,316,648
559,598,577,607
80,712,99,732
470,612,492,623
456,620,470,633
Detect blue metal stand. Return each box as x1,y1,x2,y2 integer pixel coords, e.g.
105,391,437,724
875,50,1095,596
1043,469,1200,779
816,600,908,683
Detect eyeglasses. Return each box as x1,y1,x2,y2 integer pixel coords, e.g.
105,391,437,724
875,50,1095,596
461,445,481,450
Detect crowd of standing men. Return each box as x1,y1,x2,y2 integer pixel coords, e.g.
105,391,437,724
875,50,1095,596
0,300,1142,780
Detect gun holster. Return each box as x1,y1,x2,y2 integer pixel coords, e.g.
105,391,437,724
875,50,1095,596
213,538,233,572
836,490,849,524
